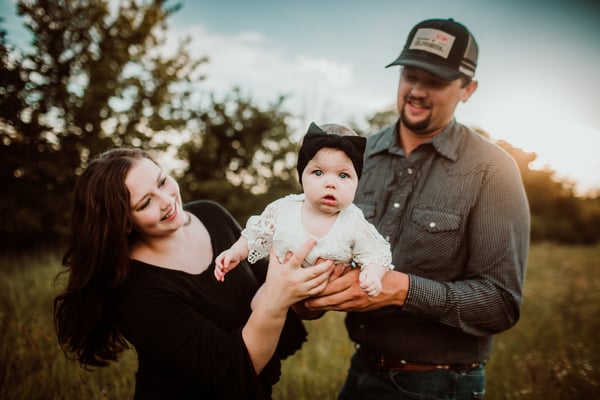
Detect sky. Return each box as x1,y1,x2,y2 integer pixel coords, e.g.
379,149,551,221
2,0,599,195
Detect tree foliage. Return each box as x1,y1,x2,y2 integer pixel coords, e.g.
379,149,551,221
177,89,300,226
497,140,600,244
0,0,207,249
1,2,598,252
0,0,301,250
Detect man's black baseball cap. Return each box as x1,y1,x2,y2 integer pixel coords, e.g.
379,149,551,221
386,18,478,80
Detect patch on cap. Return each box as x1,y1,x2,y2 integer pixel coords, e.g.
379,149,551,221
409,28,455,59
385,18,478,80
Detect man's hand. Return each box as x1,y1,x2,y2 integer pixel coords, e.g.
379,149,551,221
305,268,410,312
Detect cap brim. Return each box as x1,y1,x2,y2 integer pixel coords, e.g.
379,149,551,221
385,57,463,81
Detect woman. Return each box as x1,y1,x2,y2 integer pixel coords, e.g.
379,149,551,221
53,147,333,399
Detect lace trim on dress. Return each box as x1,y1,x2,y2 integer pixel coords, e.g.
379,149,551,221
243,198,283,264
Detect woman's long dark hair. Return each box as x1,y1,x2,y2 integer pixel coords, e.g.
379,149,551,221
54,148,154,368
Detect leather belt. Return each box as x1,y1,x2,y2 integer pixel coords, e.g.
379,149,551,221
358,349,482,373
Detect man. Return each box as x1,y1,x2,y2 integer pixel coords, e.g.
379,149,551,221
307,18,530,399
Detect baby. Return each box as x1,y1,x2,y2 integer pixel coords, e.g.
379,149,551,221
215,122,393,296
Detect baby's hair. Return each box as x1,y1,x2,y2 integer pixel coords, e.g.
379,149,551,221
318,123,358,137
297,123,358,150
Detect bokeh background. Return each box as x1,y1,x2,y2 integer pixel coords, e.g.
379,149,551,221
1,0,599,398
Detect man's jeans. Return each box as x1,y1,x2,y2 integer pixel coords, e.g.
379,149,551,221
338,352,486,400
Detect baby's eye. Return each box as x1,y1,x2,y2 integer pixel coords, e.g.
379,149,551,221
313,170,323,176
159,175,167,187
339,172,349,179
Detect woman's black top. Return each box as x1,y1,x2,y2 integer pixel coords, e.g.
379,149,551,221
114,200,307,399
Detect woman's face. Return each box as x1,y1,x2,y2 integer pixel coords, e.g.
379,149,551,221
125,158,186,238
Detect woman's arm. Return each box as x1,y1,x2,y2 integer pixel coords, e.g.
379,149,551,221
242,239,334,373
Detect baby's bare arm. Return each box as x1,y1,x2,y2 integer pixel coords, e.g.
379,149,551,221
214,236,251,281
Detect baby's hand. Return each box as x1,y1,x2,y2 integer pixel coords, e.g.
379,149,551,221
214,250,241,282
359,270,383,297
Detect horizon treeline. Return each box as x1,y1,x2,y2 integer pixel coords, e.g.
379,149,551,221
1,0,598,253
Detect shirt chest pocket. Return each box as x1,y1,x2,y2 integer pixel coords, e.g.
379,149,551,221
412,209,461,232
405,208,462,275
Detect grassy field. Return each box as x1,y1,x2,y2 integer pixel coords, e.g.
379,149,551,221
1,242,598,399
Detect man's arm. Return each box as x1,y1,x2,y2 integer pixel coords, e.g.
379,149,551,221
306,266,409,311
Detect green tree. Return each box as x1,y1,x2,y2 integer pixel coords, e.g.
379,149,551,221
361,107,397,133
178,89,300,226
488,140,599,244
0,22,42,247
0,0,206,249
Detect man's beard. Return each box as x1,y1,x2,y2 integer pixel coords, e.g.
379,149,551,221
400,106,431,135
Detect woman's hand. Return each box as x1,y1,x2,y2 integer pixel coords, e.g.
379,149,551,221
289,258,352,319
261,239,334,310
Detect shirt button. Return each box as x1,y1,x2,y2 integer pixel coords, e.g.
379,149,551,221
429,222,436,228
407,168,413,174
385,235,390,241
359,324,365,329
393,202,400,208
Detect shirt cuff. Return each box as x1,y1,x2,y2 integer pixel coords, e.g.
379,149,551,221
402,274,448,318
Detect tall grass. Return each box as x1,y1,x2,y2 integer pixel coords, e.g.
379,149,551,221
483,243,600,399
1,243,598,399
0,251,136,400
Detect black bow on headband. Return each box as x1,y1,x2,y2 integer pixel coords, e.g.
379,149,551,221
296,122,366,185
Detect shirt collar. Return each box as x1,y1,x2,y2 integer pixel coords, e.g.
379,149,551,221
428,119,460,162
372,119,462,162
370,121,400,156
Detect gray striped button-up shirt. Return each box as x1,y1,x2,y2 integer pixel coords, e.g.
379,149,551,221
347,119,530,364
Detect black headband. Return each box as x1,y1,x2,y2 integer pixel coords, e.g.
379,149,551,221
297,122,366,185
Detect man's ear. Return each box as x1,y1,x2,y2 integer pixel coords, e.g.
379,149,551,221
462,80,478,102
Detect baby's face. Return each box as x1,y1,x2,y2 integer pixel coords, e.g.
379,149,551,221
301,148,359,215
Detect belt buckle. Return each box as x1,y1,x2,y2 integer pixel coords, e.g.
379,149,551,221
377,355,387,373
450,362,480,373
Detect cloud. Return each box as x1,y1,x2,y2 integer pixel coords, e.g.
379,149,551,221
168,24,389,131
295,55,352,87
178,25,349,92
165,22,600,194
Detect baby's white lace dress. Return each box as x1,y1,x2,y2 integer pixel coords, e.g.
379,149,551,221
242,194,391,268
